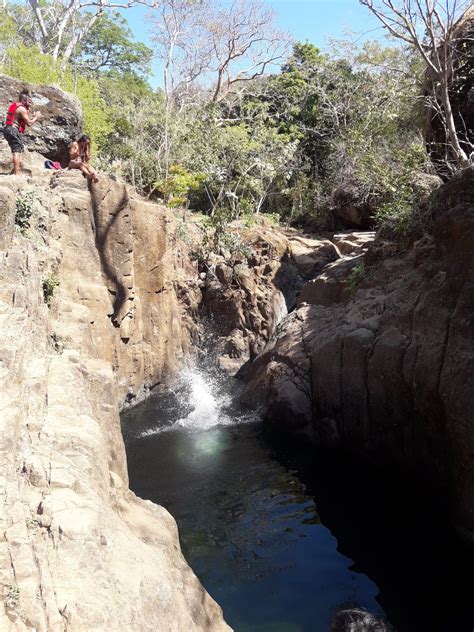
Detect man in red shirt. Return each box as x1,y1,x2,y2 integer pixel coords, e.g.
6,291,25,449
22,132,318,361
3,89,42,175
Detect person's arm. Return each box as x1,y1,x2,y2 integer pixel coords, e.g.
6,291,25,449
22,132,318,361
17,105,42,127
69,141,79,159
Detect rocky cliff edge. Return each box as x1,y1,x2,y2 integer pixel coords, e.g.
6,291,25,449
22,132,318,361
0,159,230,630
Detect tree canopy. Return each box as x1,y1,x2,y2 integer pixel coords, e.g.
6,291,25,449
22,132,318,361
1,0,471,240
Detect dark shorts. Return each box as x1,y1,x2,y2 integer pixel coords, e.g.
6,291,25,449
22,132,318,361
3,126,24,153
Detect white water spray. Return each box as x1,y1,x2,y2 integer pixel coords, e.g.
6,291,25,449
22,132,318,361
137,363,254,438
175,367,233,431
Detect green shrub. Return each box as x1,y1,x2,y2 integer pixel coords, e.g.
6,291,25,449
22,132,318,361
347,263,365,296
15,191,36,234
262,212,281,227
356,143,431,244
42,274,59,305
216,231,254,261
154,165,206,208
5,583,19,609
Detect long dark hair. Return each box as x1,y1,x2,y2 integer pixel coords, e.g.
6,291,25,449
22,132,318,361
78,134,91,162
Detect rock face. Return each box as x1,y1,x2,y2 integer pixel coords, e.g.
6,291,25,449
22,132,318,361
431,165,474,213
199,226,338,375
297,255,364,307
0,144,49,176
50,172,200,404
330,182,376,229
0,172,230,630
243,169,474,541
0,75,82,164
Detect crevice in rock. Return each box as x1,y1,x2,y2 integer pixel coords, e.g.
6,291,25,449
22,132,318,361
437,281,465,394
90,184,129,326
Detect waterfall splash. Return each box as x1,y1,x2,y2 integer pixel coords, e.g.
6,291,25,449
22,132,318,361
174,366,233,431
128,363,255,440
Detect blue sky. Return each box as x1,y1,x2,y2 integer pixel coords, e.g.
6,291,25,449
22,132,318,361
124,1,384,86
261,1,382,44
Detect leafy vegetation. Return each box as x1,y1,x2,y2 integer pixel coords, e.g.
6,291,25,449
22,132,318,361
155,165,206,208
5,583,20,610
15,191,36,234
1,0,467,242
347,264,365,296
42,274,59,305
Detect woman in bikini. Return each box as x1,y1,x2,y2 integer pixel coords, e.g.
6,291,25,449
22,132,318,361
69,135,99,183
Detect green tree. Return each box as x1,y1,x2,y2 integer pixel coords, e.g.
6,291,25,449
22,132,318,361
97,72,165,190
77,13,152,77
0,13,19,65
2,0,138,65
360,0,472,169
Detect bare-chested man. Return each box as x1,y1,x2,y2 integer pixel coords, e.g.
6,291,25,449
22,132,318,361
3,89,42,175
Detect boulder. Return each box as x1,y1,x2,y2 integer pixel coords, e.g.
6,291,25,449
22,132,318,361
298,255,365,307
431,166,474,217
0,74,82,164
411,172,442,202
0,142,51,176
330,181,376,229
287,235,339,278
331,231,376,255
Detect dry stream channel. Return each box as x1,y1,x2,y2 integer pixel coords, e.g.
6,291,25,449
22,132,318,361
121,363,474,632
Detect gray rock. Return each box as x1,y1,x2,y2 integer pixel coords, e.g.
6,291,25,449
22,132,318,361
0,74,82,164
242,183,474,539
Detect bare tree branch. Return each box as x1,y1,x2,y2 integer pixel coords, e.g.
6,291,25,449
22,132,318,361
21,0,138,61
359,0,472,168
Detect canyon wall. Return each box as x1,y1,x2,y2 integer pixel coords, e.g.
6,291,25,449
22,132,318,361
242,168,474,542
0,161,229,630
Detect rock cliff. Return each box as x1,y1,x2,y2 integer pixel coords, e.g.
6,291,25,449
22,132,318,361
0,161,230,630
197,226,341,374
242,168,474,542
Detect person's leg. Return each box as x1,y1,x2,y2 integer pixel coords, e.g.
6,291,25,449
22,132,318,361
81,163,99,183
69,160,90,177
12,152,21,176
68,160,98,183
89,169,99,183
4,127,23,175
68,159,84,171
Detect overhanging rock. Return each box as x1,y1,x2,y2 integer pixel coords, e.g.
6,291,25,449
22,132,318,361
0,74,82,165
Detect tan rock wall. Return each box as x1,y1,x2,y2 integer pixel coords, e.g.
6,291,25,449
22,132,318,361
49,171,198,404
0,172,230,631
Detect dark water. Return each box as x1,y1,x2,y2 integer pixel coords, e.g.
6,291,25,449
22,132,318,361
122,368,474,632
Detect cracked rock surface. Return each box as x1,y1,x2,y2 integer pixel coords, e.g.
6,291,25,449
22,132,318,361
0,169,230,631
243,170,474,542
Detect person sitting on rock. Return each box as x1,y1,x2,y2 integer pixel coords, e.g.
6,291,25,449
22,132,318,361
68,134,99,183
3,89,42,175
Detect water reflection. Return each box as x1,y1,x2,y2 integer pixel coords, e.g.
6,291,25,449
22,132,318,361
122,365,474,632
124,417,383,632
